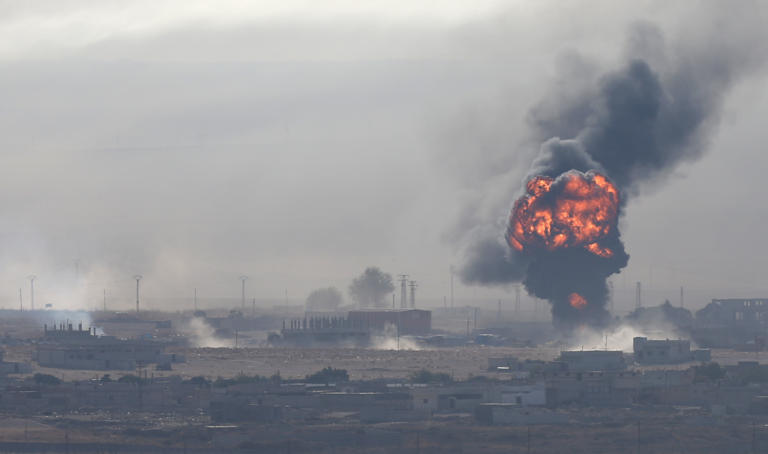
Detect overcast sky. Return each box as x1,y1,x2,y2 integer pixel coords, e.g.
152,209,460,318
0,0,766,312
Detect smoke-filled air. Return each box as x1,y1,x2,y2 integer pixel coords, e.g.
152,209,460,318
459,20,767,330
5,3,768,453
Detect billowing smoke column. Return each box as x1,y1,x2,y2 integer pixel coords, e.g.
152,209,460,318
458,21,764,330
507,170,628,327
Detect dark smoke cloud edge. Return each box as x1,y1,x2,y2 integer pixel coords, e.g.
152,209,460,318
458,21,756,328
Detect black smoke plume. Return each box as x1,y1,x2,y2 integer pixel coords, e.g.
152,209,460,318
459,21,762,328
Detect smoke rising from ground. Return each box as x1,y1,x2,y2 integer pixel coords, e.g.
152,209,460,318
182,317,231,348
370,323,422,351
458,13,768,327
564,322,684,353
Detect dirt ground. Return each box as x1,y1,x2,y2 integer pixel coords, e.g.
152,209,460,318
4,342,768,382
3,344,558,381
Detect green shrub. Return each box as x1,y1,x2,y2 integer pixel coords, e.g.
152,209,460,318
117,374,146,385
693,362,726,382
409,369,452,384
33,373,61,385
305,367,349,384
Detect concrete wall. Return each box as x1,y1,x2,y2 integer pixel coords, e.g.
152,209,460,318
633,337,692,364
36,338,170,370
475,404,569,425
498,383,546,406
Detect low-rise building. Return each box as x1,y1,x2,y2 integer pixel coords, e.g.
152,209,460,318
633,337,706,364
35,323,182,370
347,309,431,336
0,349,31,374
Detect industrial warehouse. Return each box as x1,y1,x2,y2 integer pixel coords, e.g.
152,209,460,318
270,309,432,347
36,322,183,370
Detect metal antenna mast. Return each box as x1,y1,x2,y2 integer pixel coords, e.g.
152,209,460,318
18,288,22,312
194,288,198,311
27,275,36,311
449,265,455,309
134,275,142,313
398,275,408,309
408,280,417,308
635,281,642,309
239,276,248,310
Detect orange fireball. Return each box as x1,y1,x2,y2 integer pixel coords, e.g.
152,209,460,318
508,171,618,258
568,292,587,309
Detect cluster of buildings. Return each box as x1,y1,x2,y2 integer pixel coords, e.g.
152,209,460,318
693,298,768,348
36,322,184,370
633,336,711,364
4,351,768,438
488,337,710,376
0,306,766,450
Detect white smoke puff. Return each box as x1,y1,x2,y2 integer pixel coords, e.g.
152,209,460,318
369,323,422,351
564,322,687,353
181,317,231,348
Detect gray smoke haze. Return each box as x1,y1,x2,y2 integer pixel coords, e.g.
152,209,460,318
456,6,768,325
0,2,766,313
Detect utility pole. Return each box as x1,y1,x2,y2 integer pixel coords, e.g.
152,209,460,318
134,275,142,313
635,281,642,310
194,288,198,311
527,426,531,454
239,276,248,310
103,289,107,312
398,275,408,309
18,288,22,312
449,265,455,309
608,280,614,313
252,297,256,317
27,276,36,311
408,280,417,308
396,310,400,350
